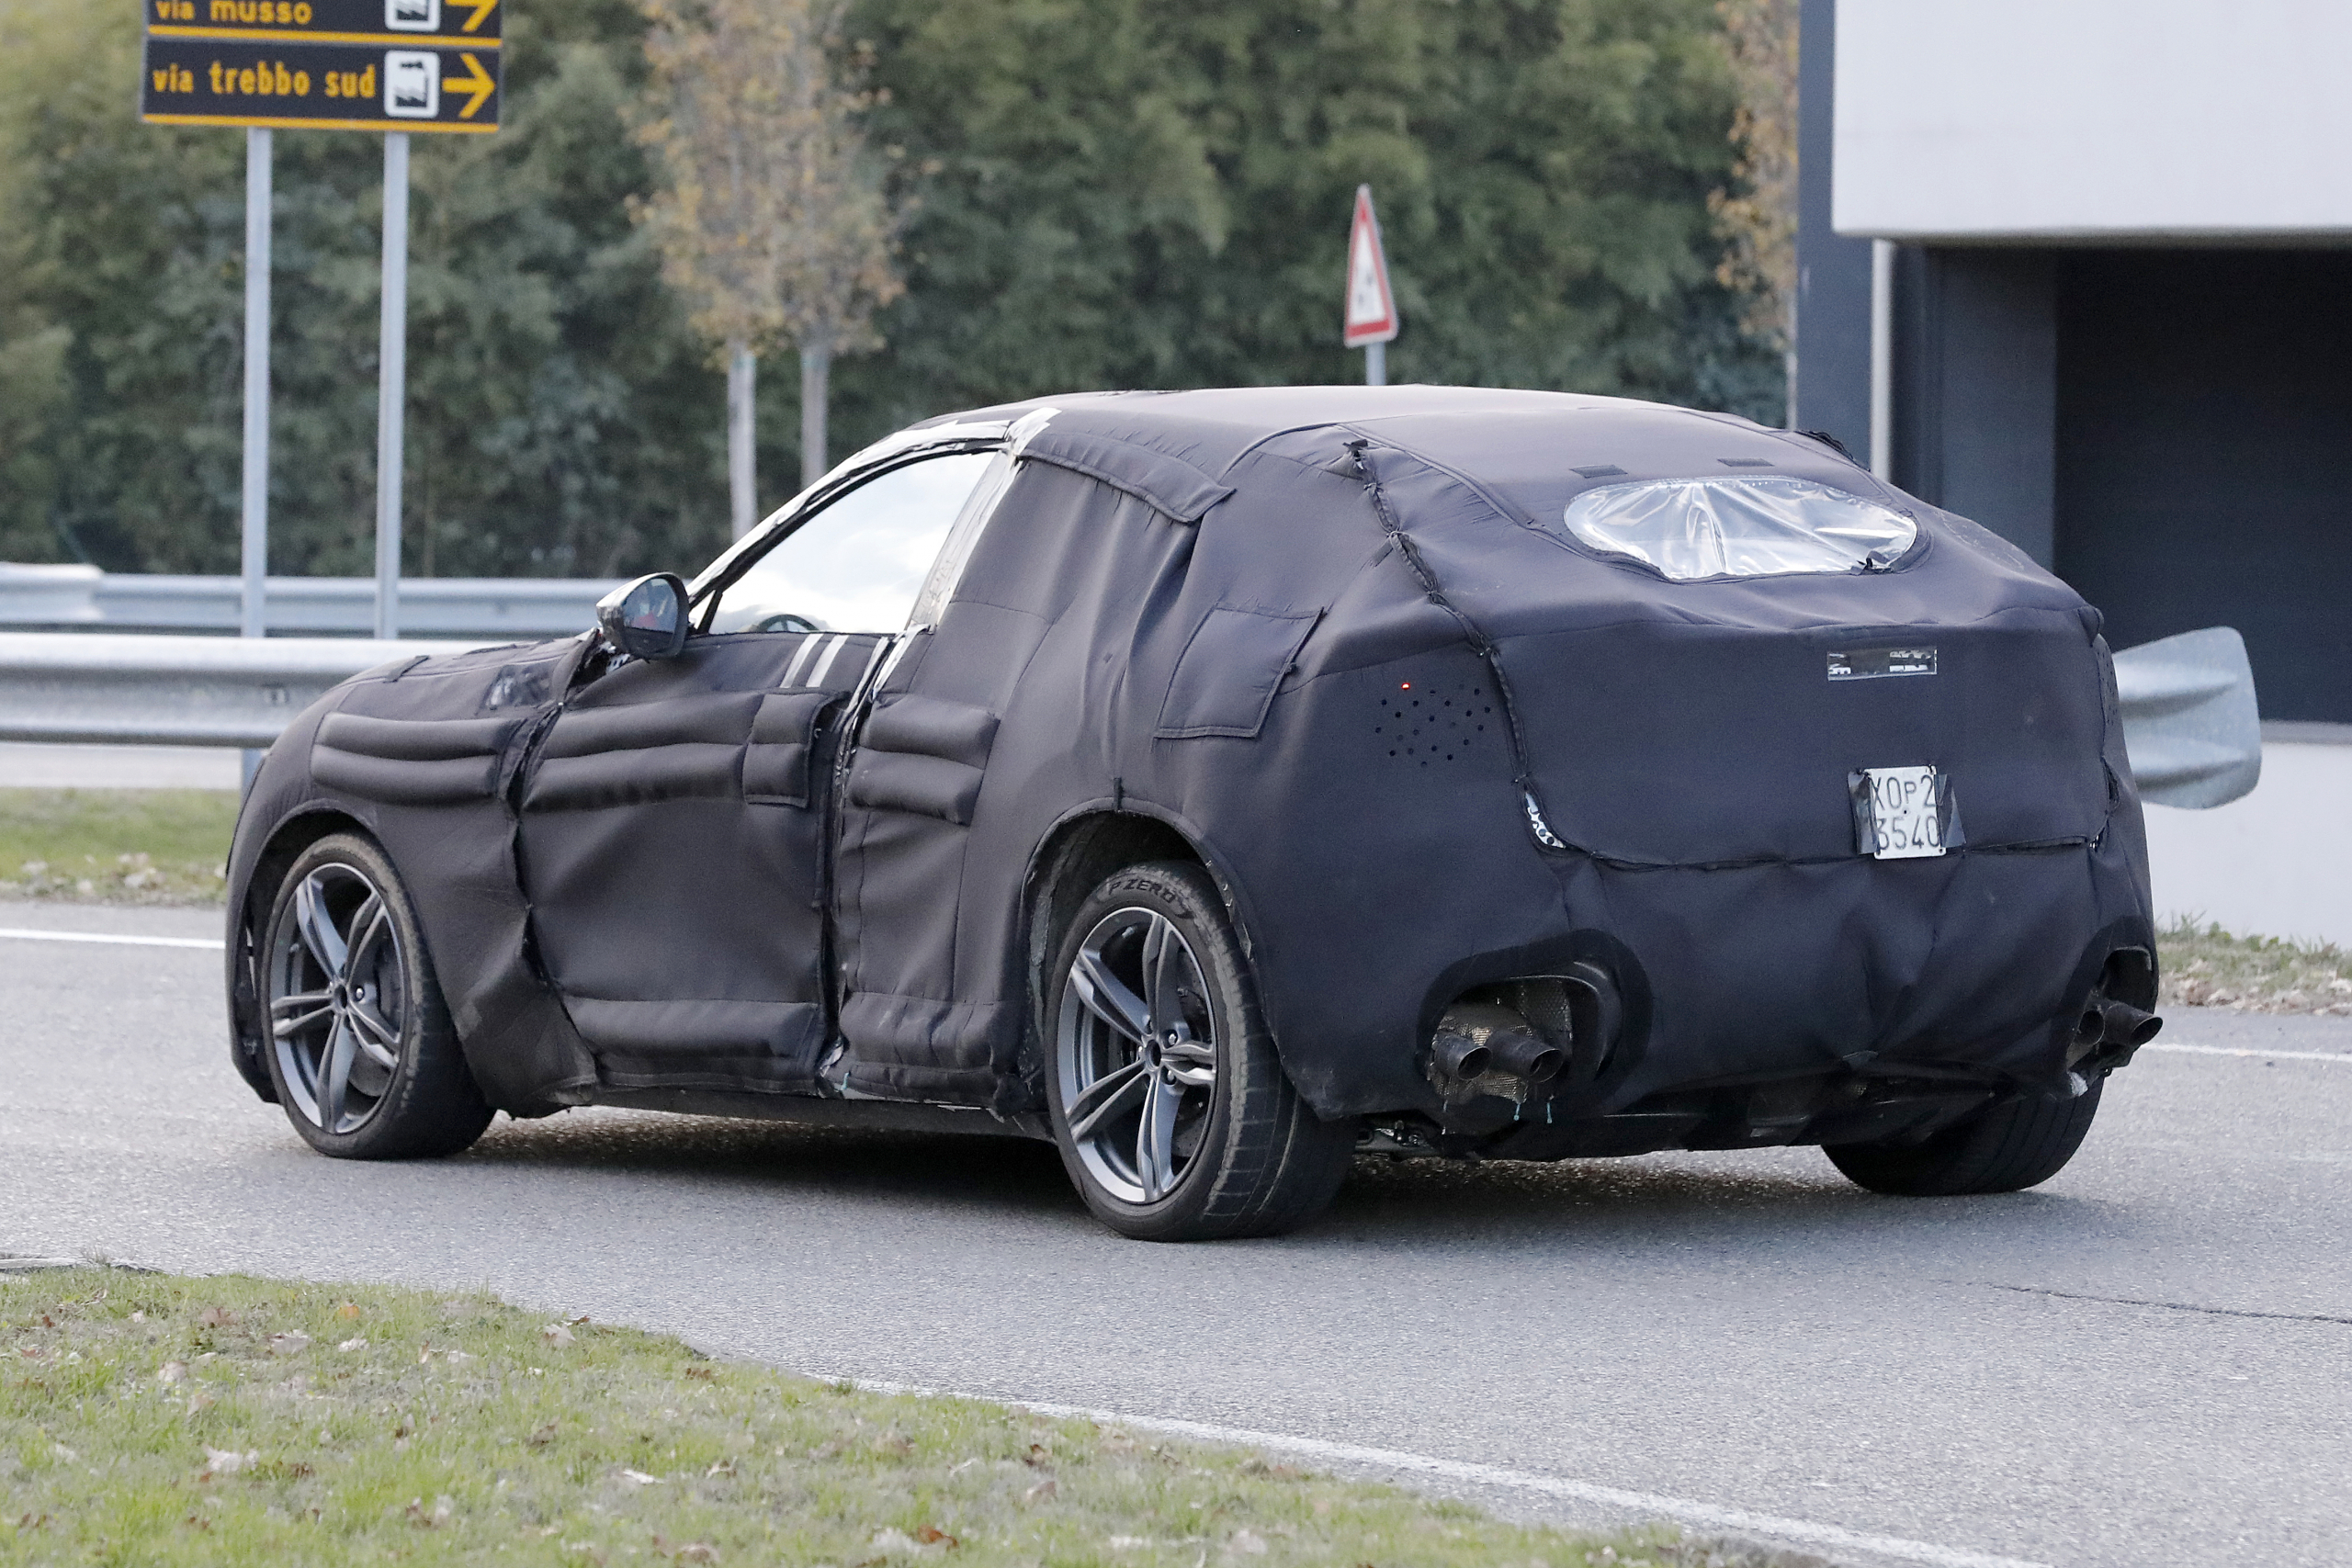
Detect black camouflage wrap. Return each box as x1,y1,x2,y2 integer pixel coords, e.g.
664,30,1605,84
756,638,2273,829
227,387,2154,1139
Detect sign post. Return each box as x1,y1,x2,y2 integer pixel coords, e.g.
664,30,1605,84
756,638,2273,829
141,0,503,643
375,130,409,639
1342,184,1399,385
238,126,271,787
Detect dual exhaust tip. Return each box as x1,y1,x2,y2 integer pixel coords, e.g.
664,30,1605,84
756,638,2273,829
1429,964,1625,1107
2074,997,2163,1053
1431,1002,1564,1096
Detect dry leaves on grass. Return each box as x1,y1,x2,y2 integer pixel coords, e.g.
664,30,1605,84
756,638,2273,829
1,852,228,905
402,1495,456,1528
2162,920,2352,1014
6,1269,1676,1568
863,1524,959,1560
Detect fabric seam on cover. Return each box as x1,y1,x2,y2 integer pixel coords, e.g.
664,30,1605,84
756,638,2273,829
1344,438,1568,857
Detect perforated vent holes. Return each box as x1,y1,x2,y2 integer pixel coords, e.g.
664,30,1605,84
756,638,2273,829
1374,680,1498,766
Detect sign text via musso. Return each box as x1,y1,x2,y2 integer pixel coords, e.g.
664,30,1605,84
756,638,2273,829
141,0,502,132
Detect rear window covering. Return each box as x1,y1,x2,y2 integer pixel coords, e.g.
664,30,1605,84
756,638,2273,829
1560,476,1916,581
1018,429,1234,523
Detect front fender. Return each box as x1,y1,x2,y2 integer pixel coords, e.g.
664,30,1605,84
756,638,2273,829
222,637,599,1114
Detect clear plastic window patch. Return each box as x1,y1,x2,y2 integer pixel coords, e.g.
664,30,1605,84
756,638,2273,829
1562,476,1916,581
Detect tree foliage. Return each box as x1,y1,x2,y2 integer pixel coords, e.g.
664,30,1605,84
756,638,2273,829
0,0,722,577
0,0,1780,579
1710,0,1798,370
635,0,904,509
636,0,902,364
837,0,1781,427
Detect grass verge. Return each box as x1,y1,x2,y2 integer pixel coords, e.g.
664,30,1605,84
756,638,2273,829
0,789,237,905
1,1269,1797,1568
2159,915,2352,1015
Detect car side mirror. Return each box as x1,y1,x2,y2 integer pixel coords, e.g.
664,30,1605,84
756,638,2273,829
594,573,690,661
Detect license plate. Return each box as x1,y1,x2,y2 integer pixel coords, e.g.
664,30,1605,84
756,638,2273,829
1858,765,1946,859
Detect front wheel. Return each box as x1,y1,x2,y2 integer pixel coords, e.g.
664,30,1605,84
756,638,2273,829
1826,1078,2103,1196
1045,861,1354,1241
259,833,492,1160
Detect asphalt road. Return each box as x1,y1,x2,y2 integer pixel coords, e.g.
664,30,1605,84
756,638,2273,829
4,898,2347,1568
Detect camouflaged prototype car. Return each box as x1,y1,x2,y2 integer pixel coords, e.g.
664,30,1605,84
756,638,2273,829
226,387,2161,1240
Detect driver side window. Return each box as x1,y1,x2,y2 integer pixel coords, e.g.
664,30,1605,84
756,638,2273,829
705,451,997,634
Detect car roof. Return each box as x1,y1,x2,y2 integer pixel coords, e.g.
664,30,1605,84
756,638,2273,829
915,386,1870,533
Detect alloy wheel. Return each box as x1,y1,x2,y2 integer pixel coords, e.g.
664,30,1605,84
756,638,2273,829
1056,906,1220,1204
266,863,409,1136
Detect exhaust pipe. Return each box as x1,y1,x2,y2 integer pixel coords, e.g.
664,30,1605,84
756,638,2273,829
2072,997,2164,1055
1431,1028,1494,1084
1428,1001,1560,1100
2094,998,2163,1049
1489,1024,1564,1085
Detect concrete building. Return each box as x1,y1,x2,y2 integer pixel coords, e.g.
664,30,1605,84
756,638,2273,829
1796,0,2352,944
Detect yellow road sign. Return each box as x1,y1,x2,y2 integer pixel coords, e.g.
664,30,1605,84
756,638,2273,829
141,37,503,131
147,0,501,44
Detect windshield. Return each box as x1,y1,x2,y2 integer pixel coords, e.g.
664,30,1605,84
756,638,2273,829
1560,476,1917,581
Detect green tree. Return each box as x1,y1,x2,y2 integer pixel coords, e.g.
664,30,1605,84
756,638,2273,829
0,0,732,578
1712,0,1799,417
0,0,1778,579
834,0,1781,434
636,0,905,534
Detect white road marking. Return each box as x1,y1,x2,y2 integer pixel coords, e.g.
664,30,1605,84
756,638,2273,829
849,1380,2053,1568
2143,1042,2348,1065
0,928,224,952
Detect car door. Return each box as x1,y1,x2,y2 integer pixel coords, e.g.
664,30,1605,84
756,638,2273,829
515,447,1000,1093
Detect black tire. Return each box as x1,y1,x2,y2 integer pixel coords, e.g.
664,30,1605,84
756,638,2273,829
1826,1078,2103,1196
258,832,493,1160
1044,861,1355,1241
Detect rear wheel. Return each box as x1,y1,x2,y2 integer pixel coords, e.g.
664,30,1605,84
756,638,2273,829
1826,1078,2102,1196
1045,861,1354,1241
260,833,492,1160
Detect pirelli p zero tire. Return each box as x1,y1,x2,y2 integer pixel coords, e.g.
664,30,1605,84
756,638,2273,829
1826,1077,2103,1197
1046,861,1356,1242
259,833,493,1161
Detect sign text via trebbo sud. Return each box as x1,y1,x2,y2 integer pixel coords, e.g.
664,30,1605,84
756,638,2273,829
141,0,503,133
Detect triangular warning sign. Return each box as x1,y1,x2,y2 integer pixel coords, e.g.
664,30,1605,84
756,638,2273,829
1342,184,1398,347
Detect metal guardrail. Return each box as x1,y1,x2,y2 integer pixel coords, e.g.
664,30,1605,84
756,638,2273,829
0,628,2270,807
0,632,498,749
0,563,616,639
